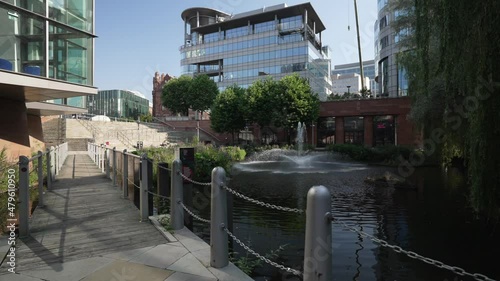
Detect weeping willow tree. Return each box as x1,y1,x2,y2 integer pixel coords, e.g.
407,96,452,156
392,0,500,218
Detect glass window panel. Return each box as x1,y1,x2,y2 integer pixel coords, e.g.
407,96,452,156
0,7,47,76
3,0,46,15
49,0,93,32
49,22,93,85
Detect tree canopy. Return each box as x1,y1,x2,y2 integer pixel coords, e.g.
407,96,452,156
161,75,192,116
393,0,500,217
161,74,218,115
246,75,319,129
210,85,248,143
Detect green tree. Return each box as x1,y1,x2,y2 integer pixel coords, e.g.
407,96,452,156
247,77,280,129
189,74,219,113
161,75,192,116
393,0,500,217
274,74,320,129
210,86,248,144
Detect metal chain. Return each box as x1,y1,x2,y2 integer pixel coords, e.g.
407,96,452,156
333,219,497,281
178,171,212,186
178,201,210,223
222,185,304,214
224,227,302,276
126,177,141,189
146,190,171,201
157,165,172,172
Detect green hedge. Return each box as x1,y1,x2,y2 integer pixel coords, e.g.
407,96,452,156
194,146,246,182
327,144,414,163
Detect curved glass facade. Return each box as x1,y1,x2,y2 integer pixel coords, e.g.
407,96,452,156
180,4,332,100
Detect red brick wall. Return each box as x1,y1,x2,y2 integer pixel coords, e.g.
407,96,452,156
319,97,419,147
152,72,173,117
320,97,412,117
364,116,374,147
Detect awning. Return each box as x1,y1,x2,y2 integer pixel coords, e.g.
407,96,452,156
26,102,88,116
0,70,97,102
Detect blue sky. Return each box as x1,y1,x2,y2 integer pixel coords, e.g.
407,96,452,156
94,0,377,102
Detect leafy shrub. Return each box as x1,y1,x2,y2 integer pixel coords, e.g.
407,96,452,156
327,144,415,163
194,146,246,182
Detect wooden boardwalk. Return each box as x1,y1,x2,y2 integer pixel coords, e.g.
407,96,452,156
3,154,167,273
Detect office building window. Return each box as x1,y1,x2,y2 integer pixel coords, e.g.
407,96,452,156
373,115,395,146
317,117,335,147
344,117,364,145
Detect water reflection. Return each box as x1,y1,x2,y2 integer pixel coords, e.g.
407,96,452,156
192,158,500,281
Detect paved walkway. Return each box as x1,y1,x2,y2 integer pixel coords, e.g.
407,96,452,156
0,154,252,281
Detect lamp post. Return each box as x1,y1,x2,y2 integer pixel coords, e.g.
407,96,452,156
196,111,200,143
347,85,351,95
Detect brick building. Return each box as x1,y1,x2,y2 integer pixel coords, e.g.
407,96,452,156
152,72,174,117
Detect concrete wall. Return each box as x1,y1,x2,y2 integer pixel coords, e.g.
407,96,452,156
0,99,31,159
28,114,46,153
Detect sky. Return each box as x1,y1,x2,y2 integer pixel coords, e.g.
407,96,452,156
94,0,377,102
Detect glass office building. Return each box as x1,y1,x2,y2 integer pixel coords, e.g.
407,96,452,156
180,3,332,100
374,0,409,97
88,90,150,119
0,0,95,107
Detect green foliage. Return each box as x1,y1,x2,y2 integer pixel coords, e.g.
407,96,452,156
274,74,320,129
327,144,413,163
393,0,500,217
158,215,174,232
194,146,246,182
246,75,320,130
210,86,248,143
161,75,193,116
230,244,288,275
190,74,219,112
247,77,282,128
161,74,218,117
0,149,46,233
139,114,153,122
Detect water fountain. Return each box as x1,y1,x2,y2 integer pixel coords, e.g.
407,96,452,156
233,122,368,174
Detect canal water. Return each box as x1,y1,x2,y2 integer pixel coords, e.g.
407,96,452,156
192,152,500,281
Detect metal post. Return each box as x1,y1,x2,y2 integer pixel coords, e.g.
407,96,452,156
105,148,110,179
210,167,228,268
170,159,183,230
101,146,105,173
54,146,58,176
303,185,332,281
18,156,30,238
50,146,55,181
112,147,117,186
122,149,128,198
46,148,52,190
37,151,44,208
140,153,150,222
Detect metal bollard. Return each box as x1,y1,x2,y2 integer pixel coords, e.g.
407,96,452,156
50,146,55,181
102,146,106,173
140,153,151,222
122,149,128,198
105,149,110,179
112,147,117,186
46,148,52,190
210,167,228,268
97,145,101,168
18,156,30,238
37,151,44,208
170,159,183,230
303,185,332,281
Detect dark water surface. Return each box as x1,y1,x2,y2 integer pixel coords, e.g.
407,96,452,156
192,153,500,281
